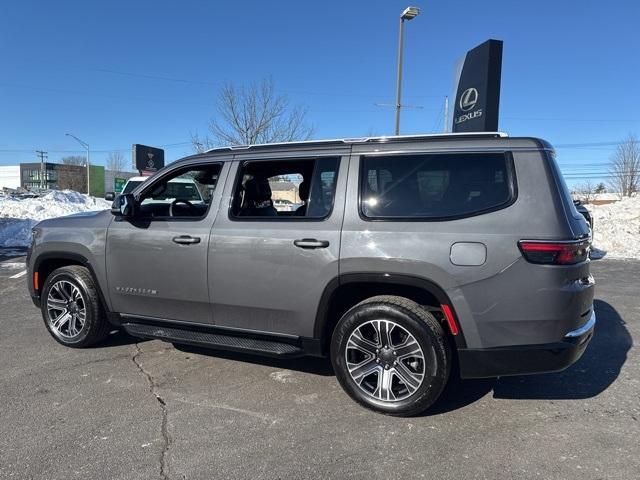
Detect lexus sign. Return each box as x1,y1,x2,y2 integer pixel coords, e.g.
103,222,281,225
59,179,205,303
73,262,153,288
451,39,503,133
459,88,478,112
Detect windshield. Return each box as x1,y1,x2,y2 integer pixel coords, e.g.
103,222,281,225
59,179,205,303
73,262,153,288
122,180,144,194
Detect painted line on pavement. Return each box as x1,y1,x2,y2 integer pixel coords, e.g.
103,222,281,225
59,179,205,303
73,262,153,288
10,270,27,279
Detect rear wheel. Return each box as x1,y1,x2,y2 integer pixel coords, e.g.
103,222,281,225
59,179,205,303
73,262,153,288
41,266,111,348
331,295,450,416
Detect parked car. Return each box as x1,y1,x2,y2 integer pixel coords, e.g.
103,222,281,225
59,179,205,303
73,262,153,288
105,176,148,201
27,133,595,416
573,199,594,231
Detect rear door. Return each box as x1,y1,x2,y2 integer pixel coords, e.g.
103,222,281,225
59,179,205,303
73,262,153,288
208,149,348,337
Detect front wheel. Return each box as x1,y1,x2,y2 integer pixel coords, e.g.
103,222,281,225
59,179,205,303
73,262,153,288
331,295,450,416
41,265,111,348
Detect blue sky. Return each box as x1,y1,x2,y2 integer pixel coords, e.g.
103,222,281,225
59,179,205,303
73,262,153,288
1,0,638,186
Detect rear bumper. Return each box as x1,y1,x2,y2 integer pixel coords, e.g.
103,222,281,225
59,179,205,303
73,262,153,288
458,310,595,379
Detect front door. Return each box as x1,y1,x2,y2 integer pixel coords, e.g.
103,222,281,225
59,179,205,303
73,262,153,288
209,152,348,337
106,160,229,324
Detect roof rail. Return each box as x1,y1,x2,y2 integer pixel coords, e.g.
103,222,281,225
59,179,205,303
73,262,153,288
204,132,509,154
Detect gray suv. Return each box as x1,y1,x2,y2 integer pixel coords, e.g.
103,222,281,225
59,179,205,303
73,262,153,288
27,133,595,416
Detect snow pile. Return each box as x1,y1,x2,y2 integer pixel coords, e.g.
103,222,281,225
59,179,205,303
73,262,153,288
588,196,640,259
0,190,110,247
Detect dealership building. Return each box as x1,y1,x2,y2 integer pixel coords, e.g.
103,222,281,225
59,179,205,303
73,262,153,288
0,163,136,197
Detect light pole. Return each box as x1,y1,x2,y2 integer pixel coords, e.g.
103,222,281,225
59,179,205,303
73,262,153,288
65,133,90,195
395,6,420,136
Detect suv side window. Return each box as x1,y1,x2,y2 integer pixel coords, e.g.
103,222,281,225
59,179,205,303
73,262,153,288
230,157,340,219
137,163,222,219
360,152,515,220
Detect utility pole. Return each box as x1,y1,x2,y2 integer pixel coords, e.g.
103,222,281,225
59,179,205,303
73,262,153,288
443,96,449,133
35,150,48,190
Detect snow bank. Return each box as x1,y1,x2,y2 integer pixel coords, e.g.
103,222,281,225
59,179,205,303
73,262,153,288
0,190,110,247
588,196,640,259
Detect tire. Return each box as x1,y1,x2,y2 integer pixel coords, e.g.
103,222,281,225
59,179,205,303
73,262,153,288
331,295,450,416
40,265,111,348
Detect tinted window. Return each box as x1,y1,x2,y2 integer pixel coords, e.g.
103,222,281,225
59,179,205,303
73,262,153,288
231,157,340,219
361,153,514,219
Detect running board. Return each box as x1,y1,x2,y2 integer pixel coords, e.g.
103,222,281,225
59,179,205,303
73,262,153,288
122,322,305,358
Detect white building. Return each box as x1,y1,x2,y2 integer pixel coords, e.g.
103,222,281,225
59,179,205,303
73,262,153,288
0,165,20,190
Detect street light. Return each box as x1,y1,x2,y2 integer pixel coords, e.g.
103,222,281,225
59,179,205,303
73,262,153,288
395,6,420,135
65,133,90,195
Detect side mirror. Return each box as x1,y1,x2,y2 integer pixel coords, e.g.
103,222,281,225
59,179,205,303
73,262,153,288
105,191,115,201
110,193,137,218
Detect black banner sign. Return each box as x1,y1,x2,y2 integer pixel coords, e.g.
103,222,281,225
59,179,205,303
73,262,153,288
132,144,165,173
451,39,503,133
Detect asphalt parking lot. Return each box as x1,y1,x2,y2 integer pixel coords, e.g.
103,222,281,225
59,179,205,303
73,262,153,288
0,251,638,480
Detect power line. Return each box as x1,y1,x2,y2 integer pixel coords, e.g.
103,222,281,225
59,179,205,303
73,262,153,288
0,81,440,116
95,68,442,99
3,78,637,127
0,81,214,106
96,68,218,86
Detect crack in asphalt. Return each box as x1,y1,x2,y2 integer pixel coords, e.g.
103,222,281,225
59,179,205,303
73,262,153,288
132,344,171,480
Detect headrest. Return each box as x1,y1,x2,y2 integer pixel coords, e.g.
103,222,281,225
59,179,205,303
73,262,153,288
194,170,219,185
298,181,310,201
244,177,272,202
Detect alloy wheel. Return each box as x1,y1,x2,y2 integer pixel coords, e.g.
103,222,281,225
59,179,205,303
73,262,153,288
345,319,426,402
46,280,87,339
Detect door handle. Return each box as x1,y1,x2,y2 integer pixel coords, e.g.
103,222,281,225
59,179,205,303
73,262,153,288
172,235,201,245
294,238,330,249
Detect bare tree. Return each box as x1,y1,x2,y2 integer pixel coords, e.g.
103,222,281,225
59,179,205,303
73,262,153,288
608,133,640,197
106,151,127,175
574,180,596,204
190,132,210,154
192,77,314,150
57,156,87,192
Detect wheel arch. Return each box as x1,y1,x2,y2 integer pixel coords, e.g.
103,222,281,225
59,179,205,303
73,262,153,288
33,252,112,314
314,273,467,355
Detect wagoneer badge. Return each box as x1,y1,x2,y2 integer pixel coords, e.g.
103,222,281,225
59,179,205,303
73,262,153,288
116,286,158,296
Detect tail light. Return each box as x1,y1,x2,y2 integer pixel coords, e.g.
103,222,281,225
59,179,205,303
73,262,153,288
518,239,590,265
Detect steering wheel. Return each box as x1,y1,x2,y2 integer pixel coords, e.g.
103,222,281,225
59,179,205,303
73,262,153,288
169,199,195,217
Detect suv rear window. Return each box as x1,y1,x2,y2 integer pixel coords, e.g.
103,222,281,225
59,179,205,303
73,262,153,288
360,153,515,220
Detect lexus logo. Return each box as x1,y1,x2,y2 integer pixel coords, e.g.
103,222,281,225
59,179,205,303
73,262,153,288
459,87,479,112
